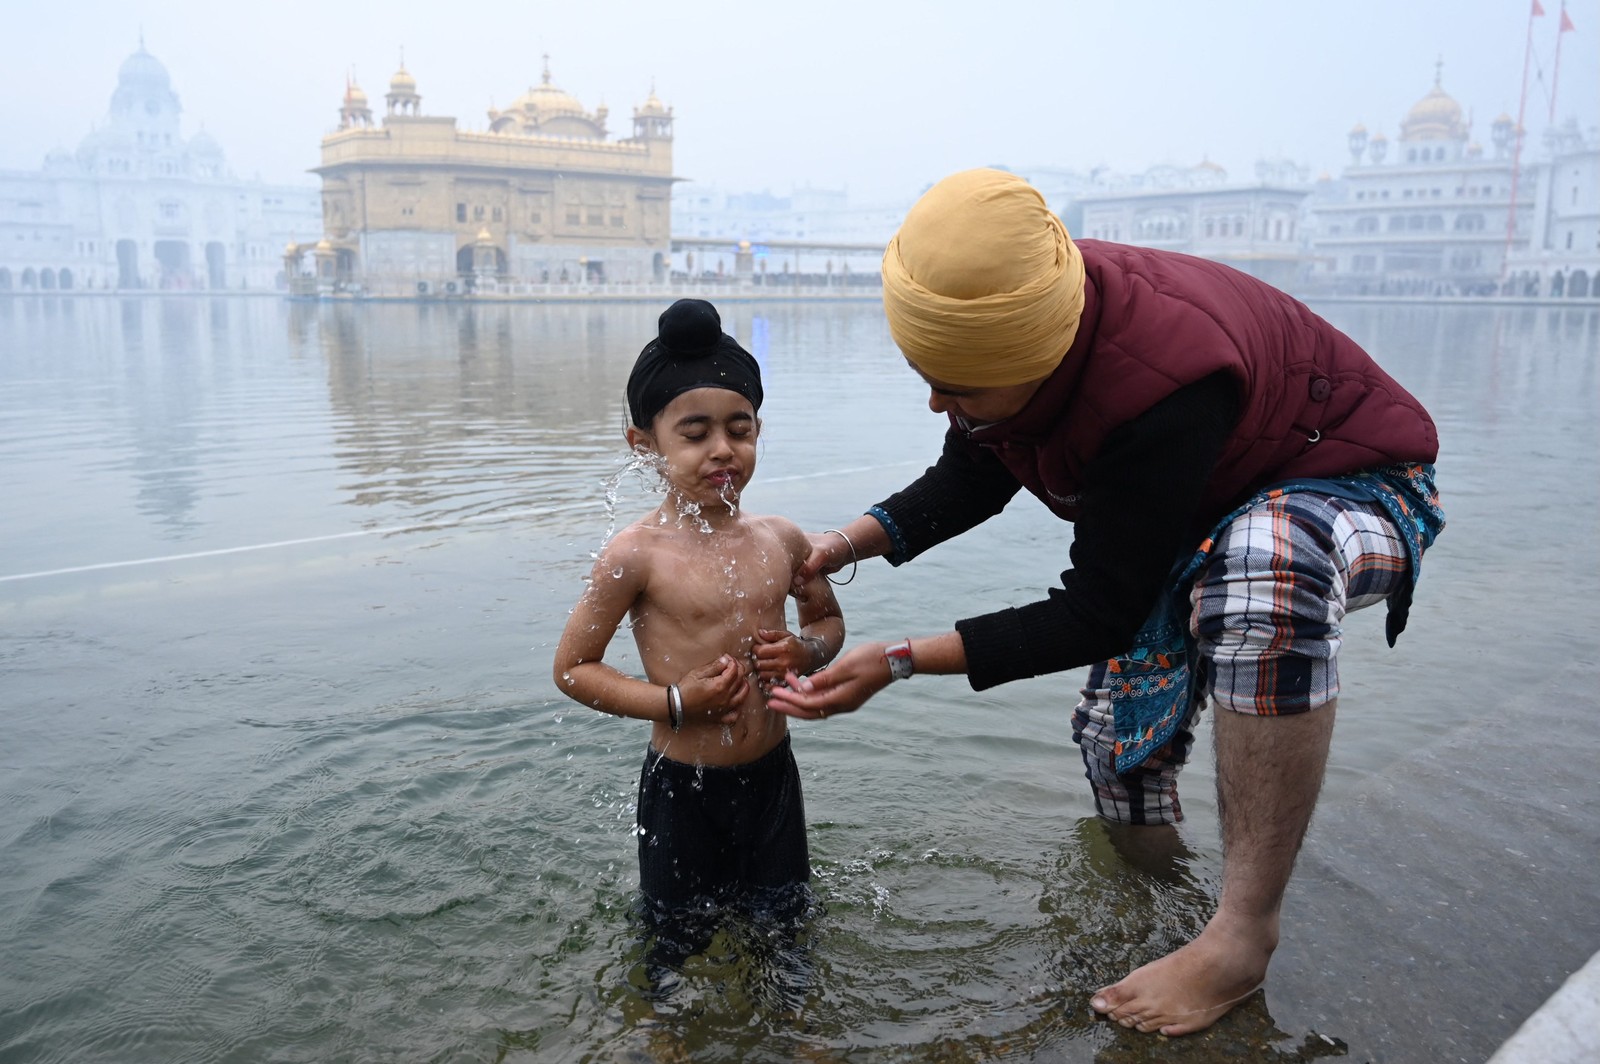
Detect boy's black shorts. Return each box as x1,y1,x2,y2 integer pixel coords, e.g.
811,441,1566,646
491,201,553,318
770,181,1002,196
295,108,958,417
636,733,809,912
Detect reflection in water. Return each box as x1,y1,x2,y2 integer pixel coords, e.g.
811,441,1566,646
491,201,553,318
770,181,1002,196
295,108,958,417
0,297,1596,1063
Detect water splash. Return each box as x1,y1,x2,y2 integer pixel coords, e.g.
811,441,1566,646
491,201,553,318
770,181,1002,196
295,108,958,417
596,450,668,553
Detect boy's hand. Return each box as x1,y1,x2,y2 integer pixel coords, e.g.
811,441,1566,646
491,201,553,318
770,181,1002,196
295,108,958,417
753,628,820,684
677,654,748,724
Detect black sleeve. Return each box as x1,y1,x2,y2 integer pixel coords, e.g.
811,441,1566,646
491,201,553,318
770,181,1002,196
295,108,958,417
870,426,1024,563
954,373,1240,691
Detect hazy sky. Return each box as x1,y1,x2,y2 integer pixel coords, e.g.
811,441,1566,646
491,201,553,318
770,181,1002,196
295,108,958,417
2,0,1594,202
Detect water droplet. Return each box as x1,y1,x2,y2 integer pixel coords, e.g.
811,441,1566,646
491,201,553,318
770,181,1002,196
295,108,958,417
611,567,625,579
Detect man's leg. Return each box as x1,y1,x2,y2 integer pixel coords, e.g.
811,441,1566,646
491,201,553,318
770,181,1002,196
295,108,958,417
1092,491,1406,1035
1092,701,1334,1035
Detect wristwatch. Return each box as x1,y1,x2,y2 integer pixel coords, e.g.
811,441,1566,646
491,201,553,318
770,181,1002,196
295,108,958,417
884,640,915,682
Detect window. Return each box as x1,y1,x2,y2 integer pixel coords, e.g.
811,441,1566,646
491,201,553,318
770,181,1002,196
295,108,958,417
473,205,485,221
587,209,603,226
491,207,503,222
530,211,542,225
456,203,467,222
610,213,625,228
566,209,581,226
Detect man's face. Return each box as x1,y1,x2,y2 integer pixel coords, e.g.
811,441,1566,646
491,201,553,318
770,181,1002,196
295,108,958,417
912,363,1047,425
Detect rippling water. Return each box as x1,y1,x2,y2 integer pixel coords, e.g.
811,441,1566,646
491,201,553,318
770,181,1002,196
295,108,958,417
1,295,1597,1062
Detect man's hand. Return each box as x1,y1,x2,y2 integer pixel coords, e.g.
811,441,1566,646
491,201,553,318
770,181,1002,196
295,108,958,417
764,641,893,721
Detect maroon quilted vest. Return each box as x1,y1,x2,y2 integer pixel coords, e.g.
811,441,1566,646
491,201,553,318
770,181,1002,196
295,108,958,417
965,240,1439,523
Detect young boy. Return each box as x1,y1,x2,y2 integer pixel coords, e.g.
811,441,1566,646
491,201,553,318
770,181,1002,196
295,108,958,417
552,298,844,935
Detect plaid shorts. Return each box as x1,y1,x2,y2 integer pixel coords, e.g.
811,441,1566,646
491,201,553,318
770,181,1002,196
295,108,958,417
1071,490,1412,825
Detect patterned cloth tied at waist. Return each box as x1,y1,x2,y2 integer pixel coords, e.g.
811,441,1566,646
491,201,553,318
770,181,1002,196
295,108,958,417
1108,463,1445,774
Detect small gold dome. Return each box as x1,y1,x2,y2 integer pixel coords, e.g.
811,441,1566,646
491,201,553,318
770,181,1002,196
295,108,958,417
475,227,493,243
390,65,416,93
345,81,368,106
1349,122,1367,135
637,89,669,116
315,238,333,252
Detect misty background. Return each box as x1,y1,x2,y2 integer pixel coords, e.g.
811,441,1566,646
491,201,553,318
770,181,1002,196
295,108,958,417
3,0,1595,203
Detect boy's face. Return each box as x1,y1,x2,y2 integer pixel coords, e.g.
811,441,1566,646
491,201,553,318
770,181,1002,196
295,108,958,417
626,387,760,507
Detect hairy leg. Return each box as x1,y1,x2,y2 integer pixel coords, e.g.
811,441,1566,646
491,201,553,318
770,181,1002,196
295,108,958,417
1091,701,1336,1036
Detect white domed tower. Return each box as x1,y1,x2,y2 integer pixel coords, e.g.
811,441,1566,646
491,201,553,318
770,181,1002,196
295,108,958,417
78,40,186,174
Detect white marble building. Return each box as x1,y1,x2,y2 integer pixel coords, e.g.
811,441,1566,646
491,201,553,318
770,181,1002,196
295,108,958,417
1073,159,1312,290
0,44,321,293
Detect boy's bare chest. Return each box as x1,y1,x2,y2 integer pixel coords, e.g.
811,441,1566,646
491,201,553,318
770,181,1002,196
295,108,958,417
643,535,793,626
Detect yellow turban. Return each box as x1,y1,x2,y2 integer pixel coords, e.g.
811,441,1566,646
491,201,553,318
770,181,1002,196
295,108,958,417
881,168,1086,387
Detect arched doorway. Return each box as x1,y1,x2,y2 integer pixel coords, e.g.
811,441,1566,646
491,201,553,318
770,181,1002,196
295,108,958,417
21,267,37,289
652,251,665,282
0,267,10,290
206,241,227,289
117,239,140,288
58,268,73,290
1571,270,1591,299
154,240,191,289
40,268,56,290
1552,272,1566,297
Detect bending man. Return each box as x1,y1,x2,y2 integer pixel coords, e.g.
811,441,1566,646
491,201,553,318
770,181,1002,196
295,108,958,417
767,168,1444,1036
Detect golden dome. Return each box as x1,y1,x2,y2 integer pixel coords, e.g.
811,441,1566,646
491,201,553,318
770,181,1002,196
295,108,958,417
475,227,493,243
344,80,368,106
1195,157,1225,172
637,89,669,116
390,65,416,93
1349,122,1367,135
315,238,333,252
507,58,584,119
1371,131,1388,142
1401,77,1467,141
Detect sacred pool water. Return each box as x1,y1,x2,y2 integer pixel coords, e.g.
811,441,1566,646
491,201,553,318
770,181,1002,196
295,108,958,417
2,295,1597,1063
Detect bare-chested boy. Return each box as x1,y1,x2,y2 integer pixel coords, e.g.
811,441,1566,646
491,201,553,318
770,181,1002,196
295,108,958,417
552,298,844,927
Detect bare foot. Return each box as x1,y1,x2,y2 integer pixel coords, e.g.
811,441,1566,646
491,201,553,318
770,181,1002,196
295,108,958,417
1089,917,1273,1036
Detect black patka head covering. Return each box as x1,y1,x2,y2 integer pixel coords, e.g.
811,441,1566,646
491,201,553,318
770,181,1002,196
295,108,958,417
626,299,763,429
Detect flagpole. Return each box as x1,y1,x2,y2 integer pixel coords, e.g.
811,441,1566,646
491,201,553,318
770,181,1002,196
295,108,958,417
1550,2,1572,123
1503,0,1541,285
